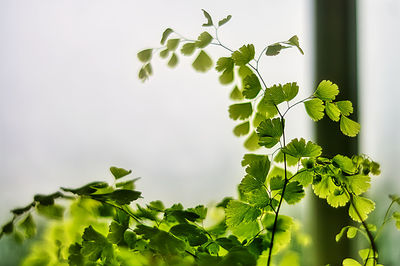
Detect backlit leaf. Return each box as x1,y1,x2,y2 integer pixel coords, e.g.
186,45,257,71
282,138,322,158
348,196,375,222
340,116,360,137
137,49,152,63
325,101,341,121
274,150,299,166
256,118,283,148
336,101,353,116
342,258,362,266
218,15,232,27
196,32,213,48
110,167,132,180
230,86,244,101
243,74,262,99
166,38,180,51
232,44,255,66
233,121,250,137
181,42,196,56
192,50,213,72
286,35,304,55
160,28,173,45
266,44,284,56
282,82,299,102
201,9,213,27
225,200,261,228
283,181,305,204
314,80,339,101
229,102,253,120
170,224,208,246
244,131,260,151
167,53,178,68
304,98,325,121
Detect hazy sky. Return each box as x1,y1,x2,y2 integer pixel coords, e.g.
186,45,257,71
1,0,399,226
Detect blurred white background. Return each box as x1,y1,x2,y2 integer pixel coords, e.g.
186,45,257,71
0,0,313,222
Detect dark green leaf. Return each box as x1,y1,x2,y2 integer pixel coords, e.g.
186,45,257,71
62,181,108,195
123,231,137,249
228,102,252,120
68,243,83,266
219,69,234,84
232,44,255,66
160,28,173,45
286,35,304,54
110,166,132,180
218,15,232,27
216,236,241,251
93,189,141,205
242,74,262,99
170,224,208,246
216,57,234,72
82,226,113,262
37,204,64,219
137,49,152,63
201,9,213,27
219,247,257,266
159,49,169,58
33,192,62,206
1,221,13,235
266,43,284,56
283,181,305,204
19,214,36,238
149,230,186,256
192,50,213,72
256,118,283,148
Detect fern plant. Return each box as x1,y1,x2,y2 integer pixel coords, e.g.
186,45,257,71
1,10,399,266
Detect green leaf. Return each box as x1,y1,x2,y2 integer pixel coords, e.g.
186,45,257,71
201,9,213,27
233,121,250,137
219,69,234,84
244,188,270,208
232,44,255,66
274,150,299,166
181,42,197,56
33,192,62,206
228,102,252,120
219,247,257,266
282,82,299,101
62,181,108,195
159,49,169,58
257,94,279,119
244,131,260,151
238,65,253,78
187,205,207,220
340,116,360,137
267,84,286,105
327,189,349,207
107,210,129,244
196,32,213,48
253,112,265,127
11,203,34,215
332,155,356,174
82,226,113,262
266,43,284,56
68,243,84,266
123,231,137,249
292,169,313,187
270,176,284,190
225,200,261,228
19,214,36,238
348,196,375,222
336,227,347,242
218,15,232,27
1,221,13,235
241,153,269,167
325,101,341,121
116,177,140,190
304,98,325,121
230,86,244,101
149,230,186,256
348,175,371,195
336,101,353,116
256,118,283,148
110,167,132,180
342,258,362,266
283,181,305,204
166,38,180,51
160,28,173,45
346,226,357,238
245,156,271,184
101,190,141,205
242,74,262,99
143,63,152,76
314,80,339,101
192,50,213,72
170,224,208,246
286,35,304,55
36,204,64,219
167,53,178,68
216,57,234,72
137,49,152,63
312,176,336,199
282,138,322,158
216,236,241,251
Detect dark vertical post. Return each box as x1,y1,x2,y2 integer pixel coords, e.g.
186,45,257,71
313,0,358,265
